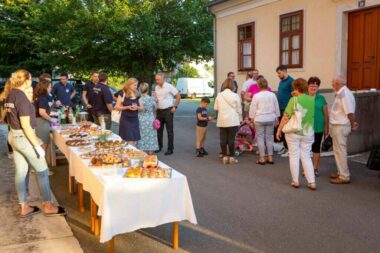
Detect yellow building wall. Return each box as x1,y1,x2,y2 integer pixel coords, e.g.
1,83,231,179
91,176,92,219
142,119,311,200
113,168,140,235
213,0,358,92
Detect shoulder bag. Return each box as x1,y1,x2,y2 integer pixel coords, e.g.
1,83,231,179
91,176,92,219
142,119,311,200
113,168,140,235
111,92,125,123
282,97,303,134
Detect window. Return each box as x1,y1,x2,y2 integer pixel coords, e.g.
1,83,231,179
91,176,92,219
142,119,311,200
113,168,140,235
280,10,303,68
238,23,255,71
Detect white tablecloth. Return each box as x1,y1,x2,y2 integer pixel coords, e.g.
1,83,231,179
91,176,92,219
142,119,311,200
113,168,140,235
52,127,197,243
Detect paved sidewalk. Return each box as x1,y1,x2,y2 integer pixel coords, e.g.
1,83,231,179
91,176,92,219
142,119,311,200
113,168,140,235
0,125,83,253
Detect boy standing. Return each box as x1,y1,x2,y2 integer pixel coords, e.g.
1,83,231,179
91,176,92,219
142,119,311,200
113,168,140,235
196,97,213,157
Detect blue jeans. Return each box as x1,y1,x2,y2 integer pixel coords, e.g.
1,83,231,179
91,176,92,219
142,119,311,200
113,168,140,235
255,121,275,157
8,129,52,203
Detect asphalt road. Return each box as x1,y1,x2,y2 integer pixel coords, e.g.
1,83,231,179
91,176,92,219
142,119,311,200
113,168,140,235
49,101,380,253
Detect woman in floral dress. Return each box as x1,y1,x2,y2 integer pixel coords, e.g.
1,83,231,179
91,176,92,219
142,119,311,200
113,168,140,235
137,83,159,153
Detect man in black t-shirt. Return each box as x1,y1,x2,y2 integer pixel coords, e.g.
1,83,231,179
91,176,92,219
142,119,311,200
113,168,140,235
92,73,113,130
195,97,213,157
82,72,99,122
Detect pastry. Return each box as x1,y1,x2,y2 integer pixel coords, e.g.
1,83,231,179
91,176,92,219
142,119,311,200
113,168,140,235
143,155,158,168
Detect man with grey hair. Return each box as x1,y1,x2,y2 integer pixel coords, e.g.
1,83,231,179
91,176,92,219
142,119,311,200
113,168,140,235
329,75,358,184
154,73,181,155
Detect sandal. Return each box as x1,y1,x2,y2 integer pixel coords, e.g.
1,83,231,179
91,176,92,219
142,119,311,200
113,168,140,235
291,181,299,188
229,157,238,164
307,183,317,191
256,160,266,165
44,206,67,217
20,206,41,218
222,156,229,164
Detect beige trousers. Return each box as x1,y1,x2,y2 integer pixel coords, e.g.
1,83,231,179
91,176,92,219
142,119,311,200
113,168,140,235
330,124,351,180
196,126,207,149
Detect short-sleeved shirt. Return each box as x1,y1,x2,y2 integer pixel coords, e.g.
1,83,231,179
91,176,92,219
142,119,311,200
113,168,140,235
278,75,294,111
312,93,327,133
330,86,355,125
93,82,113,115
34,95,52,118
247,84,272,97
52,82,74,106
83,81,97,106
155,82,178,109
242,79,256,92
5,89,37,129
284,94,315,136
196,107,208,127
114,89,123,99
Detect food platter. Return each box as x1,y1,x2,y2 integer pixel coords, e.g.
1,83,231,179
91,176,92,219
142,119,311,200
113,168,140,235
125,166,171,178
90,154,130,167
66,139,91,146
94,140,127,149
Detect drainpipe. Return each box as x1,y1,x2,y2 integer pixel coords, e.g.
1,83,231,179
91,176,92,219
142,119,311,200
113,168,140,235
207,6,217,98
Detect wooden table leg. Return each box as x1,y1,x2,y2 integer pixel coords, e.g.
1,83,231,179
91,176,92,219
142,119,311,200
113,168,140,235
90,196,100,236
108,237,115,253
78,183,85,213
90,197,95,233
173,222,179,250
69,176,75,194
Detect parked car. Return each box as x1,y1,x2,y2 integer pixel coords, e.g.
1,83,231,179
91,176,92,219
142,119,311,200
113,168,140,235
52,79,85,108
176,78,214,99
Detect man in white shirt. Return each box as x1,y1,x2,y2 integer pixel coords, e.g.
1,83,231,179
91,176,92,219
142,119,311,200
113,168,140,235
329,75,358,184
154,73,181,155
241,70,258,118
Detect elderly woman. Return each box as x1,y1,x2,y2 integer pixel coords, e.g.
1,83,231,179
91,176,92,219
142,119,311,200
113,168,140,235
249,78,280,165
214,79,242,164
3,69,66,217
276,78,316,190
307,77,329,176
137,83,159,153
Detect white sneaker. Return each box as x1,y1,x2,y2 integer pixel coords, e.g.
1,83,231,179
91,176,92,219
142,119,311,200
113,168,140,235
281,151,289,157
277,148,287,155
8,153,13,159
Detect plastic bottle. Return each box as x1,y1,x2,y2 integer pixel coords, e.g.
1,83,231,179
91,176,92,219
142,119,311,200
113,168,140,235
68,107,74,124
99,115,106,130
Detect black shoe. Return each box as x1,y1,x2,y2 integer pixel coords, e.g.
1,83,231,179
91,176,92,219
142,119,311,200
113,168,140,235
200,148,208,155
196,149,204,157
164,150,173,156
155,148,162,153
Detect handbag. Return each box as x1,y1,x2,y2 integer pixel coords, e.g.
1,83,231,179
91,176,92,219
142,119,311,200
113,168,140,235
321,134,333,152
153,119,161,130
111,92,125,123
282,97,303,134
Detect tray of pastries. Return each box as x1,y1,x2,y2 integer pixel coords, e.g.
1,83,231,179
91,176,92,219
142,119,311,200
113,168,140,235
88,129,112,136
66,139,91,146
90,155,130,167
142,155,158,168
94,140,126,149
125,150,147,160
78,121,93,127
68,132,90,139
125,166,171,179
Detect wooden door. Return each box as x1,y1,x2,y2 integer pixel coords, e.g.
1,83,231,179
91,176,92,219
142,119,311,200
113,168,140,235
348,7,380,90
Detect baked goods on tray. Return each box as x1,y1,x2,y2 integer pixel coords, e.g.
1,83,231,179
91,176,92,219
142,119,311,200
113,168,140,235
124,166,171,178
66,139,91,146
125,150,147,160
90,155,130,167
68,132,89,139
142,155,158,168
94,140,126,149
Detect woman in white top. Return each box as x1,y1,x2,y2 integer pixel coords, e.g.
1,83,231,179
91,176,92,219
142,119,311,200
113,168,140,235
214,79,242,164
249,78,280,165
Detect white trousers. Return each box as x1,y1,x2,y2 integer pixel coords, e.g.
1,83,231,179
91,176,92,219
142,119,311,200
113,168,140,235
285,133,315,184
330,124,351,180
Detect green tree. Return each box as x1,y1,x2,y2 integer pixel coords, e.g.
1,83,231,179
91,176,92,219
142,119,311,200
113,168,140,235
0,0,213,82
171,63,200,85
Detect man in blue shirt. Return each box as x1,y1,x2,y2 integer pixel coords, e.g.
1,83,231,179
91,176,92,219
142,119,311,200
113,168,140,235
82,72,99,122
92,72,113,130
276,65,294,155
51,73,76,107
